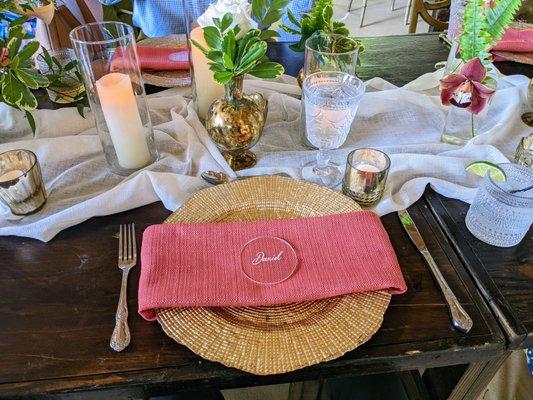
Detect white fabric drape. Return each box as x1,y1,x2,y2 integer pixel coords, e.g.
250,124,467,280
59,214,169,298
0,69,530,241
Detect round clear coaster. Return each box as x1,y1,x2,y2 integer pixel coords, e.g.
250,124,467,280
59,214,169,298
240,236,298,284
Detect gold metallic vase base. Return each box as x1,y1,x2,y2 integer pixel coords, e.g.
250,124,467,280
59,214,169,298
223,150,257,171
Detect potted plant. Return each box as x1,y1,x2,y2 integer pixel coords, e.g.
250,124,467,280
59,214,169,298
0,0,86,133
281,0,363,86
191,0,288,170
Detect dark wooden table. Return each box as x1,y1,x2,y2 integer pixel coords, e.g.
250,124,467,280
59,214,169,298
0,34,531,400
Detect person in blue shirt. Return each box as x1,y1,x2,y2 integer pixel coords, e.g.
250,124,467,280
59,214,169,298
99,0,312,40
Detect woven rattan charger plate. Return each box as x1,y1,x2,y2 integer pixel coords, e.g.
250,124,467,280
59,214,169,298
156,176,391,375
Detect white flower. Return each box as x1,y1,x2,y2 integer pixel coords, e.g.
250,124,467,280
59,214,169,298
197,0,258,39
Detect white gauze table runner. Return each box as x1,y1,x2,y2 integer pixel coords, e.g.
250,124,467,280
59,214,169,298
0,69,530,241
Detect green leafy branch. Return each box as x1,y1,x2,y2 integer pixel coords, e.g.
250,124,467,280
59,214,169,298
485,0,522,42
281,0,356,52
0,17,88,133
191,12,284,85
252,0,291,30
459,0,522,62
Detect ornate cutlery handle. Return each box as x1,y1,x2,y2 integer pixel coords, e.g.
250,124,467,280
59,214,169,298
422,250,473,333
110,269,131,352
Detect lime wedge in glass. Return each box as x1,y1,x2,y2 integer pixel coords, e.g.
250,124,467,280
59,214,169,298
465,161,507,182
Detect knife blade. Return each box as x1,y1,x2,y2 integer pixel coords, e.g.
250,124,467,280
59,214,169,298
398,209,473,333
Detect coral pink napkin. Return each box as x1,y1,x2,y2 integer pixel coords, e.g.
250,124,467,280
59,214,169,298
491,28,533,63
138,211,406,321
111,46,189,71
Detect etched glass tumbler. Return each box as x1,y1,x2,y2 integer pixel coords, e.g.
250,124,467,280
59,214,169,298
465,163,533,247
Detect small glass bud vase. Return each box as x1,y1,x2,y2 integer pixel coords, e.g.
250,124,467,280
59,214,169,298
441,105,489,146
70,22,157,176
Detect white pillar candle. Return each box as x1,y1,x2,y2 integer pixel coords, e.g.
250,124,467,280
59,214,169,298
190,27,225,120
96,72,151,170
0,169,24,182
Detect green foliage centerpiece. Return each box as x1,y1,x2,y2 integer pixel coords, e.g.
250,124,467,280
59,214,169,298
191,0,288,170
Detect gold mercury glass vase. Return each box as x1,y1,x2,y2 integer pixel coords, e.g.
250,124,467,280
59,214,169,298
206,75,267,170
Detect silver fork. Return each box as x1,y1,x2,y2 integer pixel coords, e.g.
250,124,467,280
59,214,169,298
110,223,137,352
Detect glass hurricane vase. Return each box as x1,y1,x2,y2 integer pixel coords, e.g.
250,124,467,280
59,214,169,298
441,105,490,146
70,22,157,176
205,76,268,171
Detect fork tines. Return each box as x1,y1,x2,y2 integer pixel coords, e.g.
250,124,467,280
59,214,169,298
118,223,137,262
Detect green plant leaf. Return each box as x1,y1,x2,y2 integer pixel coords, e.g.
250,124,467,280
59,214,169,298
286,8,301,28
222,29,236,63
41,47,54,70
223,53,234,69
16,41,40,62
248,61,284,78
206,50,224,64
7,36,22,59
220,13,233,31
459,0,492,61
76,102,86,118
485,0,522,42
24,110,36,134
235,41,267,75
1,72,23,106
259,29,280,40
213,71,234,85
212,17,222,29
18,87,38,110
322,4,333,22
191,39,209,55
203,26,223,50
15,68,49,89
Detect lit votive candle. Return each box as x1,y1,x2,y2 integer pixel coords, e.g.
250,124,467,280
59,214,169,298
190,26,225,120
342,149,391,207
96,72,151,170
0,169,23,183
0,150,47,215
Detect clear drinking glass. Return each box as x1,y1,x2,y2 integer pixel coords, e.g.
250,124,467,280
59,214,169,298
70,22,157,176
302,71,365,187
36,48,84,104
342,148,390,207
301,33,362,148
465,163,533,247
0,150,47,215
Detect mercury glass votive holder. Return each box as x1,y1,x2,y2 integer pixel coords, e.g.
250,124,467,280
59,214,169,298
342,148,390,207
0,150,47,215
514,134,533,168
70,22,157,176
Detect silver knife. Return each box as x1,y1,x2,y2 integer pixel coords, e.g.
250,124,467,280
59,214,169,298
398,209,473,333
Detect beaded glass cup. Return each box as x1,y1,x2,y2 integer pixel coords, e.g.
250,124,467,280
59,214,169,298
465,163,533,247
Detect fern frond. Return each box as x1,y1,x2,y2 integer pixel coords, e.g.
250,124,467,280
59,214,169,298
459,0,492,62
485,0,522,43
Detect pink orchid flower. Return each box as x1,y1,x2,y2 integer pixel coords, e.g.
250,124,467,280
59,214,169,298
440,58,495,115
